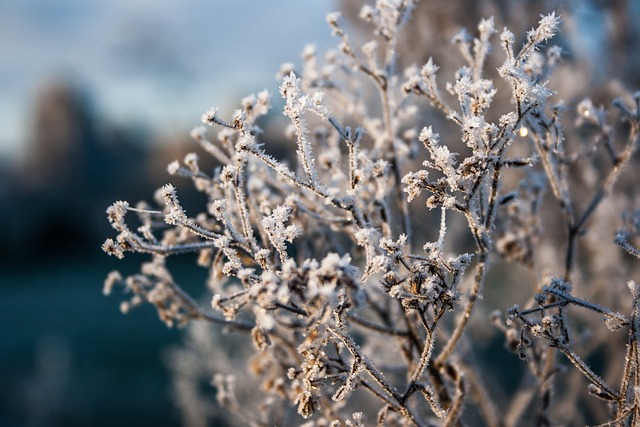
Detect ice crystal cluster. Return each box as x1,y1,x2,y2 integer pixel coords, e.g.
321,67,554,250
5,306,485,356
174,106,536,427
103,1,640,425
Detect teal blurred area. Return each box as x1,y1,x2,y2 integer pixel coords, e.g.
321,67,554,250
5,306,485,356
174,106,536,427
1,262,184,427
0,1,335,425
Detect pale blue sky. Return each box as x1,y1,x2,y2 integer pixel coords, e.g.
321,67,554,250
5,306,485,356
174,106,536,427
3,1,636,164
0,1,337,161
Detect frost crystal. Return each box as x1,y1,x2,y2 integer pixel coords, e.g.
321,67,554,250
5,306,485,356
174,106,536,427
532,12,561,43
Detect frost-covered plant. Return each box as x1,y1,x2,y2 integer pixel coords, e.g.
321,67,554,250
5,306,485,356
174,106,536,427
103,1,640,425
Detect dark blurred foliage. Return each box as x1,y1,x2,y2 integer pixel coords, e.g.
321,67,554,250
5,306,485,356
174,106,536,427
0,80,197,427
3,83,136,262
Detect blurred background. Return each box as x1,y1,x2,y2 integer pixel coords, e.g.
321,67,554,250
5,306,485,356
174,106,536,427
1,0,639,426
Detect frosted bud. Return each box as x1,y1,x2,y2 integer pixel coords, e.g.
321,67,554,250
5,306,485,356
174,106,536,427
362,40,378,56
201,107,218,125
359,5,374,21
420,57,439,78
478,17,496,36
166,160,180,176
419,126,440,146
106,201,129,226
103,271,122,295
256,308,276,331
219,165,236,187
251,327,271,351
499,112,517,128
217,128,235,144
120,301,131,314
302,44,316,60
160,184,178,204
577,98,606,130
190,125,207,140
208,199,226,221
326,12,342,29
241,94,256,111
280,72,302,103
231,109,245,129
276,62,295,81
604,312,627,331
500,29,515,45
533,12,561,42
184,153,199,173
389,284,404,299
